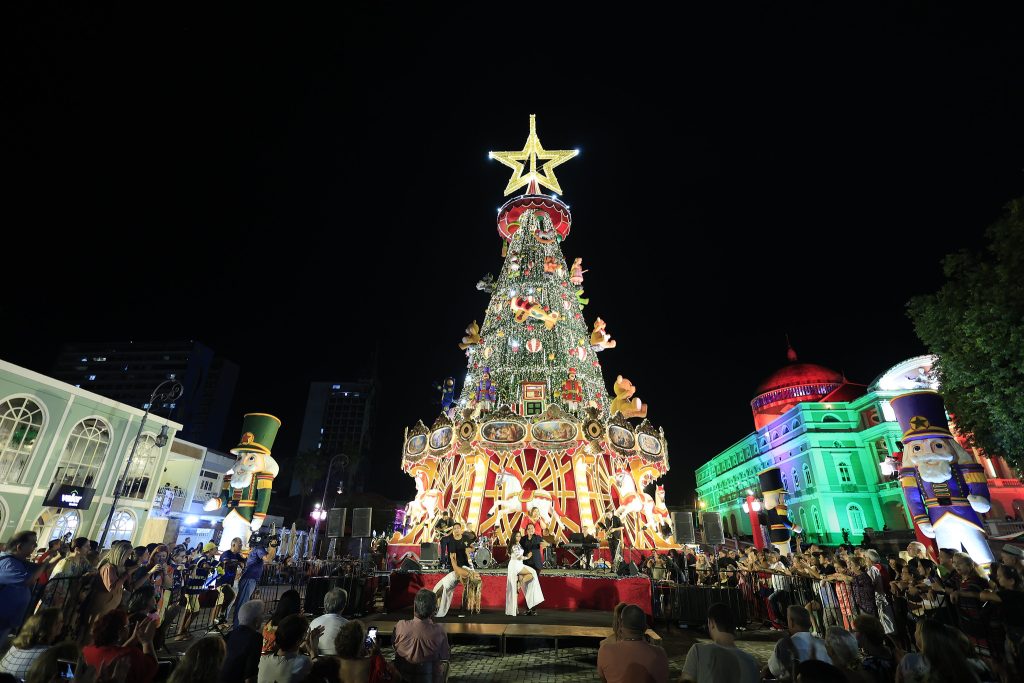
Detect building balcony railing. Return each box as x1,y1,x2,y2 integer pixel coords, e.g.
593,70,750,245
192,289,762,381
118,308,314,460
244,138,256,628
877,480,901,492
989,478,1023,489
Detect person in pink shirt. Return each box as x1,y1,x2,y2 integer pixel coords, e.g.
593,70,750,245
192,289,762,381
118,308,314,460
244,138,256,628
597,604,668,683
392,589,450,681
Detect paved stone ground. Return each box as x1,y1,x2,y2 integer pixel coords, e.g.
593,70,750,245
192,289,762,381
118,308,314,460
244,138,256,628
173,624,781,682
369,627,780,683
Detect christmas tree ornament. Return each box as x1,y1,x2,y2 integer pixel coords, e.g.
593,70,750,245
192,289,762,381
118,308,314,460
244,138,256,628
476,273,496,293
526,338,542,353
488,114,578,196
547,352,556,361
510,295,561,330
570,257,587,285
576,289,589,308
611,375,648,419
509,338,521,351
482,346,493,359
561,368,583,411
458,321,482,350
590,317,617,351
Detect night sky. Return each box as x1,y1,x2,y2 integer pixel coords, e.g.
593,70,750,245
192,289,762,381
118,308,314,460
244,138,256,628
3,5,1022,506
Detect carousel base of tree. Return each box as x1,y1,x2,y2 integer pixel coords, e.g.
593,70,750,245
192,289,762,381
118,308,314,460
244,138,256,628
391,405,676,551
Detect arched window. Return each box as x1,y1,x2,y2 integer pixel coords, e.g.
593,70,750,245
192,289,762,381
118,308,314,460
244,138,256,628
782,472,789,491
799,508,809,539
838,462,852,483
0,397,45,483
847,504,866,532
803,463,813,487
118,434,158,500
49,510,80,541
792,468,800,490
812,507,822,533
55,419,111,488
822,414,840,423
106,509,136,546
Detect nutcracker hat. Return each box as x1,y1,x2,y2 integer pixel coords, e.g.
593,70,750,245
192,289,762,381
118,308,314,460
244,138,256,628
231,413,282,456
568,367,577,374
890,391,953,442
757,466,785,494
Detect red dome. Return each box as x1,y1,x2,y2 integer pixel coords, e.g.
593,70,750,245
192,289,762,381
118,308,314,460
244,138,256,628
751,362,844,430
754,363,844,397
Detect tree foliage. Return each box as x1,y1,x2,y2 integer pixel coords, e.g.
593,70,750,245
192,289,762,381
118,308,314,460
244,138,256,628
908,198,1024,471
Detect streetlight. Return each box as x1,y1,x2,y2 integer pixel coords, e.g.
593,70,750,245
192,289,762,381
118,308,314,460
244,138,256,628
99,379,182,549
309,453,348,558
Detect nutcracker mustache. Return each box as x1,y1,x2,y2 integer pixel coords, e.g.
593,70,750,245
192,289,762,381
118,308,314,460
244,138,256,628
914,453,954,483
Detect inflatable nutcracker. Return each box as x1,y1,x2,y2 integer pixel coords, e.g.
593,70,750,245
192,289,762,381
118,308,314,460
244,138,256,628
758,467,800,556
204,413,281,551
892,391,994,566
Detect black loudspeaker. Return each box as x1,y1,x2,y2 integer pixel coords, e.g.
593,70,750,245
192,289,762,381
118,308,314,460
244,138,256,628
327,508,347,538
400,556,422,571
673,511,696,544
419,542,438,562
617,561,640,576
352,508,372,538
702,511,725,545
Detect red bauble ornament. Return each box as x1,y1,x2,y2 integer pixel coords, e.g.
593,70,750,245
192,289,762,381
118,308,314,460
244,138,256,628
526,324,535,331
543,306,550,312
596,392,602,399
574,312,582,319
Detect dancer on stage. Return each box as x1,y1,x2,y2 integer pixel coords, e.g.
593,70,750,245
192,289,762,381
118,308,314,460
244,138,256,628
520,523,545,575
506,530,544,616
433,523,482,617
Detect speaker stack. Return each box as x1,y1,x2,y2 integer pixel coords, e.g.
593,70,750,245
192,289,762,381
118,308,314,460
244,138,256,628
327,508,347,538
701,511,725,545
672,511,696,545
351,508,373,538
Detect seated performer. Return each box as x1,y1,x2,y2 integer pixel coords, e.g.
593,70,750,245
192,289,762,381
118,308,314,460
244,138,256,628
432,523,482,617
506,530,544,616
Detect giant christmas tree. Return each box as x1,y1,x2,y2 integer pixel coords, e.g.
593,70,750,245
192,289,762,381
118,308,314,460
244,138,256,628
395,116,675,552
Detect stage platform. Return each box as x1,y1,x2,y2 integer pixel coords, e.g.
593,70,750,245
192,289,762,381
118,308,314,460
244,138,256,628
386,568,654,617
367,606,659,656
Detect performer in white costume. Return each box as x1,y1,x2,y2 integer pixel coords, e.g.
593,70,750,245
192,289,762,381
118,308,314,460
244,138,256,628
506,530,544,616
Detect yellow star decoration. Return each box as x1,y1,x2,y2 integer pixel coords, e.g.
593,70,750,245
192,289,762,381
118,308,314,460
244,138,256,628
489,115,578,196
910,416,930,431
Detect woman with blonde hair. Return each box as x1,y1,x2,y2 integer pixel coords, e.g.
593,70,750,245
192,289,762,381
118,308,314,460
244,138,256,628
0,608,63,680
80,542,136,636
168,635,226,683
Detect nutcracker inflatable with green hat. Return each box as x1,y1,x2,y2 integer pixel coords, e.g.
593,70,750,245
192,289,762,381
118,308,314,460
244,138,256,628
204,413,282,551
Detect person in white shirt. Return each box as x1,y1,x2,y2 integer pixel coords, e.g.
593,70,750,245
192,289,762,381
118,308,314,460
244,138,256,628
768,605,831,680
258,614,323,683
308,588,348,656
681,603,760,683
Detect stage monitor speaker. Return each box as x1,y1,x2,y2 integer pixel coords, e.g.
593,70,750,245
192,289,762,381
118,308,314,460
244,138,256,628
351,507,372,538
419,542,439,562
400,556,422,571
673,511,696,544
617,561,640,576
702,511,725,545
327,508,347,538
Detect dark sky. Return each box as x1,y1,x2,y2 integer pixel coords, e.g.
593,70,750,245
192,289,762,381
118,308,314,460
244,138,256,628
3,4,1022,506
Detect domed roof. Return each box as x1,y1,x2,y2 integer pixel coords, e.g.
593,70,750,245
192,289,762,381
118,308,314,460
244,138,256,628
754,362,845,397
